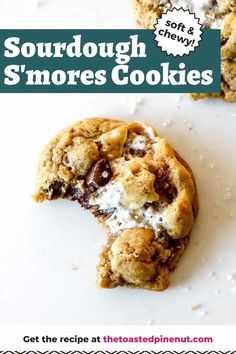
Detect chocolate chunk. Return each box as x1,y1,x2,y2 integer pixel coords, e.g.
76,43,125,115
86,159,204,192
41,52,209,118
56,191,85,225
66,185,83,201
154,166,177,203
158,231,172,249
129,148,146,157
93,207,116,218
49,181,66,199
86,159,112,191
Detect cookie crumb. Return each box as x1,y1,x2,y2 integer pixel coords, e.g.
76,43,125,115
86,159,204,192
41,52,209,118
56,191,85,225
190,304,201,311
72,265,79,271
199,154,205,167
208,271,218,280
175,95,182,103
162,119,172,127
227,273,236,282
128,98,143,114
183,286,192,292
187,122,192,130
224,188,232,200
37,0,46,7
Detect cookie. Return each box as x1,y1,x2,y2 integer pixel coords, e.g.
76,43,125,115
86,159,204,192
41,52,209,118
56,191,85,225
218,0,236,12
133,0,165,28
132,0,236,103
133,0,220,29
221,59,236,102
34,118,198,291
192,59,236,102
221,12,236,60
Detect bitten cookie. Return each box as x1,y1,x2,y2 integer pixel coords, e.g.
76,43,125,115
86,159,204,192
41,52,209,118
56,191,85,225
34,118,198,291
133,0,236,103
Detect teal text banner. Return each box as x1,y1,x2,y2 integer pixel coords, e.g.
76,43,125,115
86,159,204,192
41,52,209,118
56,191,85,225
0,29,220,93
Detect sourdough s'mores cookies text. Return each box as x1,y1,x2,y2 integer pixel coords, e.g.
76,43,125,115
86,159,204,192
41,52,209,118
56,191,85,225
34,118,198,291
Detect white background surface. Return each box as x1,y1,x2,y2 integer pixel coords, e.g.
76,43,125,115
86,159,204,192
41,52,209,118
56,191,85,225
0,0,236,325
